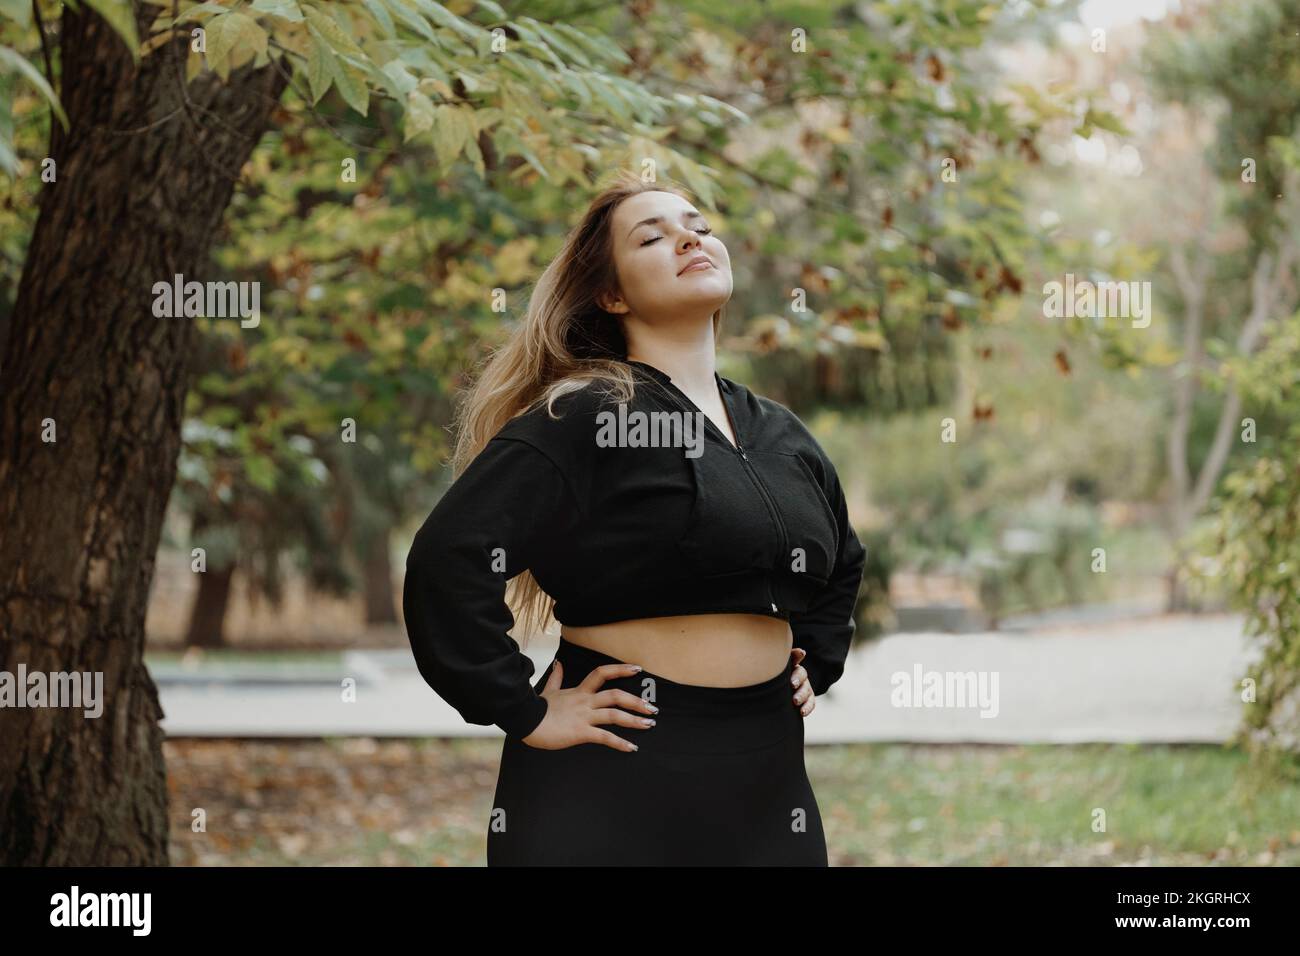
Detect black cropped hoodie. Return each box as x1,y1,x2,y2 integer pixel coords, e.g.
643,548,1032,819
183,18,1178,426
402,358,867,740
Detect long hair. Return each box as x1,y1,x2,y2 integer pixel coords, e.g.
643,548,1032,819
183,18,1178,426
446,169,726,644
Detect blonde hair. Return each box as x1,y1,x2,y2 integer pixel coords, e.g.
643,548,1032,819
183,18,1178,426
447,169,726,643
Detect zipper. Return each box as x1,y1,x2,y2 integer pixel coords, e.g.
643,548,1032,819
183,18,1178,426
736,439,788,613
653,372,788,614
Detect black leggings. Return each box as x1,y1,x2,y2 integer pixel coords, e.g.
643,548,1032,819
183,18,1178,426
487,636,829,866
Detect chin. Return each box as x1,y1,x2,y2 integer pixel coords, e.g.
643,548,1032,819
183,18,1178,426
687,292,732,315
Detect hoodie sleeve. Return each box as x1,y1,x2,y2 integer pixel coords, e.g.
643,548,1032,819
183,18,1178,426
788,447,866,697
402,434,580,739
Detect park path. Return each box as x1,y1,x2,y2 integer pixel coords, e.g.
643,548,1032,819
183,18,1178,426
154,611,1258,744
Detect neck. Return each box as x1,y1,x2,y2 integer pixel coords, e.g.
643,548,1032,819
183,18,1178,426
624,323,717,391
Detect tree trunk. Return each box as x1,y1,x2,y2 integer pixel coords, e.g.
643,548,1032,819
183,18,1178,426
185,565,236,649
1162,232,1298,614
1165,548,1192,613
0,3,288,864
362,527,397,625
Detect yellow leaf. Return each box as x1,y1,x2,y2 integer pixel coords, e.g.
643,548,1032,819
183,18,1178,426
405,90,435,141
204,14,233,80
226,11,269,57
301,3,365,58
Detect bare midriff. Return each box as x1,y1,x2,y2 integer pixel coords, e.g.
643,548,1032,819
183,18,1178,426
560,613,793,687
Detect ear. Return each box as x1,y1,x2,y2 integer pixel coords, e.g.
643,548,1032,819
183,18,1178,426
596,287,629,315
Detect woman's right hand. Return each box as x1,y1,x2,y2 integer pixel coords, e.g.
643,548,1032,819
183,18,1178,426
521,660,658,752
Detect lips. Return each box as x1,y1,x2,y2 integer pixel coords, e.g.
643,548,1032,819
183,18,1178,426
678,256,714,275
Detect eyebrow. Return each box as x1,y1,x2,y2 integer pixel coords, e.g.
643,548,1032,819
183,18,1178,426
626,209,705,239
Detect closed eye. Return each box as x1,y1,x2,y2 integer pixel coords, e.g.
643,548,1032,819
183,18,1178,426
640,227,713,247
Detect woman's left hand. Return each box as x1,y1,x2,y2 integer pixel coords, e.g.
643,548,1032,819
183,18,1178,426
790,647,815,717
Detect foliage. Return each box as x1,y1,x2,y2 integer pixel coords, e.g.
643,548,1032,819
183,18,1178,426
852,527,896,640
1138,0,1300,762
1187,308,1300,763
1146,0,1300,247
970,496,1105,626
2,0,726,185
1,0,1121,621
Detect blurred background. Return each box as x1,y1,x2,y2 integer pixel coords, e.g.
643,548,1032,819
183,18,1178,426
2,0,1298,865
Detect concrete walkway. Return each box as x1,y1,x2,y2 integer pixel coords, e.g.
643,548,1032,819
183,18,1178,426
154,612,1258,744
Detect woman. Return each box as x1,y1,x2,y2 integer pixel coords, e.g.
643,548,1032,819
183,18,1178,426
402,170,865,866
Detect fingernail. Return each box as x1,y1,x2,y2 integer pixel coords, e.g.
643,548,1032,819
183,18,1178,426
642,718,656,727
646,703,659,713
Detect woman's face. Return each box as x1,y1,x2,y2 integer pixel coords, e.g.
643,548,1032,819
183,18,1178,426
599,190,732,326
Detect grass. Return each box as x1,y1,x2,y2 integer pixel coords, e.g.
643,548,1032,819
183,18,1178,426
165,738,1300,866
810,742,1300,866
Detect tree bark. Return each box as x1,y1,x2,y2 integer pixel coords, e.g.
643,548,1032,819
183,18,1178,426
0,3,289,864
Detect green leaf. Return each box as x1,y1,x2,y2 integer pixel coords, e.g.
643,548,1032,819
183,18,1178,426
698,93,749,124
244,454,278,492
453,67,488,93
226,10,269,57
204,13,235,78
250,0,305,22
0,75,16,176
1082,106,1130,137
302,3,366,59
204,405,243,427
384,0,439,43
409,0,483,44
558,69,592,108
305,31,336,104
330,55,370,116
533,21,591,67
471,106,502,129
173,2,231,25
502,129,548,179
582,71,630,119
512,18,564,70
380,59,418,97
404,89,435,141
362,0,395,36
0,135,20,175
673,153,716,207
0,46,68,129
463,128,484,177
0,0,31,24
550,22,629,66
432,103,471,169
